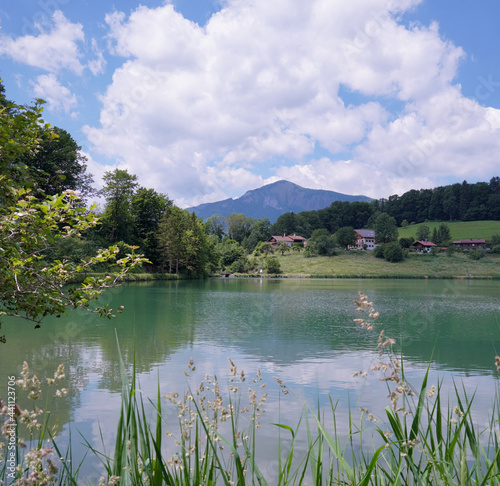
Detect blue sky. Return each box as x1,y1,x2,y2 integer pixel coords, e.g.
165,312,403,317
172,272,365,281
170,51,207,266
1,0,500,207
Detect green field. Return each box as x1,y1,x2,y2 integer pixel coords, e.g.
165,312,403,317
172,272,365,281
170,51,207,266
398,220,500,241
263,250,500,278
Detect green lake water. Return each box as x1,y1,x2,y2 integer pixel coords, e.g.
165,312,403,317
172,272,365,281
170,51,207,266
1,278,500,481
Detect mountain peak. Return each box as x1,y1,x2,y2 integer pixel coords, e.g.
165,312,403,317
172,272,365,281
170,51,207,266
188,180,372,222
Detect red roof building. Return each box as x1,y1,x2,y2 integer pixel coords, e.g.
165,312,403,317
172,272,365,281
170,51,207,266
269,235,307,247
412,240,437,253
452,239,488,250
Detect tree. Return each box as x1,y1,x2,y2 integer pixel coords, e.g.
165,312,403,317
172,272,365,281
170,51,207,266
216,239,246,268
100,169,139,244
432,227,439,245
182,212,209,275
205,215,226,241
271,211,300,236
158,206,188,274
442,185,459,221
416,225,430,241
276,241,291,256
310,229,329,241
0,80,11,109
399,237,414,248
0,84,145,335
435,223,452,246
131,187,171,266
335,226,356,250
0,192,144,331
383,242,405,262
458,180,471,220
226,213,253,244
21,127,95,202
254,241,274,256
374,213,398,243
306,234,337,256
242,218,271,252
264,256,281,274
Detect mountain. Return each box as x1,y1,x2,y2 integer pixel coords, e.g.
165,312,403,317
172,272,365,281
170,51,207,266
187,180,372,222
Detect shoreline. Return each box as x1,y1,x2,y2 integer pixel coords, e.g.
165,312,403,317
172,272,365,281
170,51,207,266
93,272,500,282
213,272,500,280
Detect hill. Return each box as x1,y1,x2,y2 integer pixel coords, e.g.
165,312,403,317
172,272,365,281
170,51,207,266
188,180,372,222
398,220,500,241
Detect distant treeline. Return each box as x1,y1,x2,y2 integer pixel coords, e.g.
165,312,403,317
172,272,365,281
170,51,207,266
270,178,500,237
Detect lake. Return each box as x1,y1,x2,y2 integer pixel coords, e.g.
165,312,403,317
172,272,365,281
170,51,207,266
1,278,500,481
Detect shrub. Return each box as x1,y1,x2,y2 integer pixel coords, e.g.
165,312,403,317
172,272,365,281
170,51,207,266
229,258,249,273
491,244,500,254
218,239,246,267
491,234,500,246
264,256,281,273
399,237,414,248
374,245,385,259
304,245,317,258
467,250,485,260
383,242,405,262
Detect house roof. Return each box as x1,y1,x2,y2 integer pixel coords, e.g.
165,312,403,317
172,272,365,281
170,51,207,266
269,234,307,244
413,240,437,247
269,236,294,242
453,239,486,244
355,229,375,238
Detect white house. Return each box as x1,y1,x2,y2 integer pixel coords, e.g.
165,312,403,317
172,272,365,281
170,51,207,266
353,229,378,250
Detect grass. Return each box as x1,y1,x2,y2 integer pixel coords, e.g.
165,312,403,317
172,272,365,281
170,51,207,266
398,220,500,241
270,250,500,279
3,295,500,485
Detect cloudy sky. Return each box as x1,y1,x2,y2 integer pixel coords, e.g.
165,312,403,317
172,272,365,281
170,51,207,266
1,0,500,207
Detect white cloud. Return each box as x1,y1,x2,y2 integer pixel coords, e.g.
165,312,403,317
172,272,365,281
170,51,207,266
31,73,78,115
0,10,85,74
84,0,500,206
87,38,107,75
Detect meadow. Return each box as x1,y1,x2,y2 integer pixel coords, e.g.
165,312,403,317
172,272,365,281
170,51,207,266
263,250,500,279
398,220,500,241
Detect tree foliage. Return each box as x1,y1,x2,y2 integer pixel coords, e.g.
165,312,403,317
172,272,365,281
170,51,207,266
0,84,145,334
20,126,95,202
374,213,398,243
131,187,171,266
158,207,209,275
264,256,281,274
335,226,356,250
383,242,405,262
416,225,430,241
99,169,139,244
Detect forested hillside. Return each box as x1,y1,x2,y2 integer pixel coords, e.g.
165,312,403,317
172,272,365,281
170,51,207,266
270,178,500,238
377,179,500,225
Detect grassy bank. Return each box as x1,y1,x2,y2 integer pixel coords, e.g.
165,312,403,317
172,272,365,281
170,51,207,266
398,220,500,241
